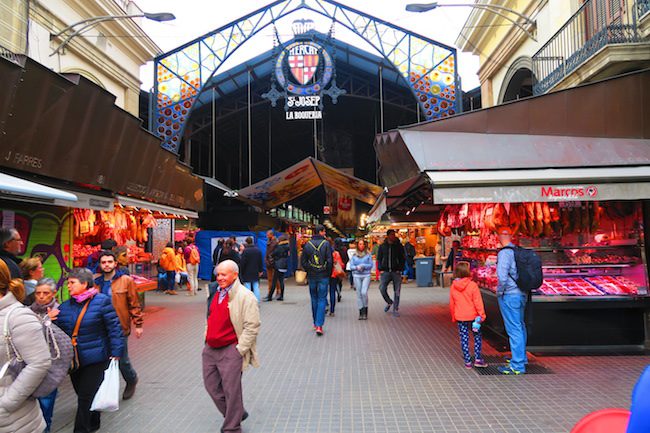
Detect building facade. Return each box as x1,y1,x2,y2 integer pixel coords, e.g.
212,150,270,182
458,0,650,107
0,0,160,115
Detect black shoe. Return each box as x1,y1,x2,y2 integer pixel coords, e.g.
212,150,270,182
276,297,283,301
359,309,364,320
337,294,342,302
362,307,368,320
263,296,273,302
122,378,138,400
242,410,249,422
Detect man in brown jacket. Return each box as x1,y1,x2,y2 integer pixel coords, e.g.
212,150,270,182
263,230,278,301
95,250,143,400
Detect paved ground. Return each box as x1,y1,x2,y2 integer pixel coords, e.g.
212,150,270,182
51,280,648,433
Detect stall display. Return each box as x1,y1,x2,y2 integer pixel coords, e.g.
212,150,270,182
72,207,158,269
439,200,649,351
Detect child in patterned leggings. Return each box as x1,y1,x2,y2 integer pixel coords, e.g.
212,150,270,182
449,261,488,369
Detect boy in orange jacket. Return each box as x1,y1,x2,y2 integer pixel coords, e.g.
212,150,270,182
449,261,488,369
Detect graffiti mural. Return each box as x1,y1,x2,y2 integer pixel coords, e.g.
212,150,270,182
1,201,74,300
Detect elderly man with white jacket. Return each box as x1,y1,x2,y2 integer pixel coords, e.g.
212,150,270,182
0,260,51,433
203,260,260,433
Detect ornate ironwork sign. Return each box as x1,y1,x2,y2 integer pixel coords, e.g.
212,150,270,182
263,20,345,120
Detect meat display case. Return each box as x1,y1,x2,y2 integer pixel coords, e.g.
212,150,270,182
468,243,650,352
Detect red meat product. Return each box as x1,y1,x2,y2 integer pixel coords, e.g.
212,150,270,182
468,204,482,231
509,204,522,235
493,203,509,229
525,203,536,235
437,211,451,236
518,204,529,236
482,204,497,232
542,203,552,237
446,205,462,228
533,202,544,237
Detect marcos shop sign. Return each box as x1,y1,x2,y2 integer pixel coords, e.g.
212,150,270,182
433,183,650,204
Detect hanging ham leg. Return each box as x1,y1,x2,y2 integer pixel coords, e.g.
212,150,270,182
525,203,536,235
533,202,544,237
542,203,552,237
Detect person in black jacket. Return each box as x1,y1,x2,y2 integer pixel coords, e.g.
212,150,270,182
0,227,23,279
269,235,290,301
300,226,332,336
377,229,405,317
56,267,123,433
239,237,263,301
218,240,240,266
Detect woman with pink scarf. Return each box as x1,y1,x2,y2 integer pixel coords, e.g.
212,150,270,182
56,268,123,433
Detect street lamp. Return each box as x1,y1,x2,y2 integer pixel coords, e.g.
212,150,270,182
406,2,536,41
50,12,176,56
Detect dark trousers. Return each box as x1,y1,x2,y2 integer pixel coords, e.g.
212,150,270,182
120,336,138,384
70,361,109,433
202,344,245,433
270,269,285,298
328,277,338,313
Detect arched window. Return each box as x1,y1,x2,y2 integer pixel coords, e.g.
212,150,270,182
499,56,534,104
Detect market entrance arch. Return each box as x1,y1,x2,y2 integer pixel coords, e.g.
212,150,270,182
153,0,460,153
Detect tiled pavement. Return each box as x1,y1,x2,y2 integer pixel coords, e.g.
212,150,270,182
51,281,649,433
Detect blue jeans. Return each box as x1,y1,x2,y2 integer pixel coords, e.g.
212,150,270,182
498,293,528,372
404,262,415,280
38,388,58,432
120,336,138,384
244,280,260,301
378,271,402,310
353,274,370,309
165,271,175,291
308,277,329,327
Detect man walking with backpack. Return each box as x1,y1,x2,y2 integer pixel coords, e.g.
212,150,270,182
377,229,406,317
301,225,332,336
495,227,536,375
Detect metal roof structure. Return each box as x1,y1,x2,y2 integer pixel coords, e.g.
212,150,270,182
154,0,460,153
193,31,408,111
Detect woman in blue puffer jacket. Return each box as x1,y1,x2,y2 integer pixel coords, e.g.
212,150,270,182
56,268,123,433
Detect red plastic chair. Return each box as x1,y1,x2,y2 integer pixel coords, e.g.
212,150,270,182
570,408,630,433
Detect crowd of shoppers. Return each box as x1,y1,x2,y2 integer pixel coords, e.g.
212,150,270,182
0,217,549,433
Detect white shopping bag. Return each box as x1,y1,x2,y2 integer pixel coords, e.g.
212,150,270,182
90,359,120,412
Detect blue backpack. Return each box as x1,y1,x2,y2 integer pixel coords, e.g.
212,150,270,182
503,245,543,292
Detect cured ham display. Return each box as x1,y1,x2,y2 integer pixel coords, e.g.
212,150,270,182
73,208,159,264
439,202,607,238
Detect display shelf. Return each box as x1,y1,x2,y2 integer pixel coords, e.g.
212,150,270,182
462,244,642,253
543,264,634,269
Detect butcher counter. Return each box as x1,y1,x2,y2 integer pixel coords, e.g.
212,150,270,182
480,289,650,353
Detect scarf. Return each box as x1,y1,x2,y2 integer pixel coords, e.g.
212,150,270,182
30,298,58,316
72,288,98,303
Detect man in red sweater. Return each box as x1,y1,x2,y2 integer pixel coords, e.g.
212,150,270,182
203,260,261,433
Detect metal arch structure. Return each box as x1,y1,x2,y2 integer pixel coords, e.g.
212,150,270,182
154,0,460,153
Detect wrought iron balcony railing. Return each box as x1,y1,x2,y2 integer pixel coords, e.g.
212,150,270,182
532,0,642,95
638,0,650,17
